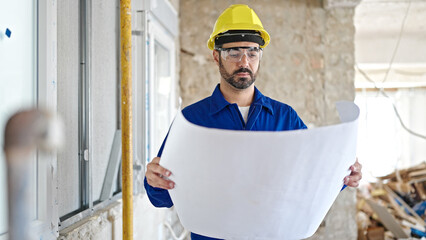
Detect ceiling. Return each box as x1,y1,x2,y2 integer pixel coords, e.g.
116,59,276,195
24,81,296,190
354,0,426,85
356,0,426,34
355,0,426,65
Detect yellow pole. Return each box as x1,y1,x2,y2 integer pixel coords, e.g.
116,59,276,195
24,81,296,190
120,0,133,239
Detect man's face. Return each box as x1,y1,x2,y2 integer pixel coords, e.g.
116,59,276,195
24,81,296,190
214,41,261,90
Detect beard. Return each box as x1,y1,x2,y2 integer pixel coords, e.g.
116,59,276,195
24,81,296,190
219,58,258,90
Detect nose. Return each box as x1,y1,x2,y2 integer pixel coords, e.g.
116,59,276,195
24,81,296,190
239,53,250,67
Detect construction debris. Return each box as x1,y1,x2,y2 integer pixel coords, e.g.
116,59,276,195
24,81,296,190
357,162,426,240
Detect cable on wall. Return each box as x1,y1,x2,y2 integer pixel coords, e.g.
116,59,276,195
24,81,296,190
356,64,426,140
355,0,426,140
381,0,412,84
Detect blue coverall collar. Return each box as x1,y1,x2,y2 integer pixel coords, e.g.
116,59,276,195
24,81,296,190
209,84,274,116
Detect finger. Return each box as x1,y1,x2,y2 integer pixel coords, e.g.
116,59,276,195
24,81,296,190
352,165,362,176
344,174,362,186
146,173,175,189
346,171,362,182
347,180,360,188
349,162,362,173
151,157,161,164
354,161,362,171
147,161,172,177
350,173,362,182
350,166,363,177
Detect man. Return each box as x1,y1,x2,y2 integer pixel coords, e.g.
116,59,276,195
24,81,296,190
144,4,362,240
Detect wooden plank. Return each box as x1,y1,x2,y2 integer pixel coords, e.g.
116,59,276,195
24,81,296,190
408,176,426,185
366,199,409,238
366,227,385,240
387,181,412,195
414,182,426,201
409,169,426,178
379,162,426,181
384,185,425,225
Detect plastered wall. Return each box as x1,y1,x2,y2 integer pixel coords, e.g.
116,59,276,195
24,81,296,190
179,0,357,239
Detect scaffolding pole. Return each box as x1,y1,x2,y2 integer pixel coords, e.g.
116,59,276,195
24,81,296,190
120,0,133,239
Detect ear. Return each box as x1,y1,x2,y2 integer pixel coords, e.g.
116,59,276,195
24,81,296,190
213,50,220,66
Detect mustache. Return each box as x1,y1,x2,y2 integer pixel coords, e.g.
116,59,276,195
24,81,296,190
233,68,253,75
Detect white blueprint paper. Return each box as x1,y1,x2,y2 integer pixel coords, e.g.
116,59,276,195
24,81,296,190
160,101,359,240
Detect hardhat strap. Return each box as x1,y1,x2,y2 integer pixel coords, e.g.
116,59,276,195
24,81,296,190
214,30,265,49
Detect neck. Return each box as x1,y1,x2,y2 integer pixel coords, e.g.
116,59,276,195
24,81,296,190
219,80,255,107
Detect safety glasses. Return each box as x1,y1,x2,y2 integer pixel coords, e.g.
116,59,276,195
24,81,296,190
216,47,263,63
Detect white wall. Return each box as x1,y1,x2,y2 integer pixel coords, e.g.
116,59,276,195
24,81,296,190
57,0,80,216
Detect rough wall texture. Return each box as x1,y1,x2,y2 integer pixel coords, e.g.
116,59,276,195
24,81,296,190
179,0,355,126
59,195,189,240
57,0,80,217
179,0,356,239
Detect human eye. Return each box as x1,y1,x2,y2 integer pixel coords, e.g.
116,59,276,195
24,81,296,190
228,49,241,58
248,50,259,58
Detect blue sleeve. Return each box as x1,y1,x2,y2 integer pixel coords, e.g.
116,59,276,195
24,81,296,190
144,177,173,208
144,132,174,208
341,185,347,191
290,106,307,130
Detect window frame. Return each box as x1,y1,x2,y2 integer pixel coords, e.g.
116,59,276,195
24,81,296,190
57,0,124,230
32,0,59,238
0,0,41,238
147,17,177,161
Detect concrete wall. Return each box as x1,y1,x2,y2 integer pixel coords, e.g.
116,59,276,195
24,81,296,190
58,195,179,240
179,0,356,126
179,0,357,239
355,0,426,64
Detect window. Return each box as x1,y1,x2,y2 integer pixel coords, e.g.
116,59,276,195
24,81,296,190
144,4,182,239
57,0,123,228
356,87,426,182
355,91,401,180
90,0,121,205
132,10,149,191
148,19,177,160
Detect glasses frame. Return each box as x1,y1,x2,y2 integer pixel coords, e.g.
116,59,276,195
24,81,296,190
216,46,263,63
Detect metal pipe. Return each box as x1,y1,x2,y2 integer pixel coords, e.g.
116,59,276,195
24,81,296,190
4,110,63,240
79,0,92,210
163,222,190,240
120,0,133,239
142,10,149,169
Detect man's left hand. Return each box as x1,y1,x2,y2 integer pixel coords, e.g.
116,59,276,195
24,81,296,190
344,158,362,188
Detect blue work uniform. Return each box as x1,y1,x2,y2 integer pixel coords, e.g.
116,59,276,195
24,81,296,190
144,84,312,239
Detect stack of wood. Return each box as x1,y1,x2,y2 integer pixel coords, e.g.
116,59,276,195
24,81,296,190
357,162,426,240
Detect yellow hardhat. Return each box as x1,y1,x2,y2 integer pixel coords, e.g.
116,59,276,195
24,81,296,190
207,4,270,50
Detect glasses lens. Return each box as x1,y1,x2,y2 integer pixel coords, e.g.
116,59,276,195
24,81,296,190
228,49,242,59
221,47,262,63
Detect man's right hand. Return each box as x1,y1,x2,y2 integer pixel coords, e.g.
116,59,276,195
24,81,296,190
146,157,175,189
